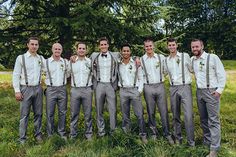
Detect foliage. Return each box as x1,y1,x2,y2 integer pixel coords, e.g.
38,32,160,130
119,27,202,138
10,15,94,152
164,0,236,59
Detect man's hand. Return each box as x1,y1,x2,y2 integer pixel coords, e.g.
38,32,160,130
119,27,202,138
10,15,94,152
15,92,23,101
135,57,141,67
212,91,221,99
70,55,78,63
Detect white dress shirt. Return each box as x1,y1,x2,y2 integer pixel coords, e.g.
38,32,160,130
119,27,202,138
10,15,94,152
141,53,165,84
191,51,226,94
165,52,192,85
98,52,113,83
118,58,143,93
45,56,69,86
12,51,45,93
69,57,92,87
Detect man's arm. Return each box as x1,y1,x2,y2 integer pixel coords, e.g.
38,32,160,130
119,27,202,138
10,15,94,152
12,56,23,101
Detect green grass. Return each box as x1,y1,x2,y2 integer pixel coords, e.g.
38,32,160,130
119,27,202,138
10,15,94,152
0,62,236,157
222,60,236,70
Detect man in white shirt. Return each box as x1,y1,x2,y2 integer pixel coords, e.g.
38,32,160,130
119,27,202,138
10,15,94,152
12,37,44,144
118,44,147,143
191,39,226,157
69,42,93,140
45,43,69,140
165,38,195,146
90,37,120,137
141,38,174,144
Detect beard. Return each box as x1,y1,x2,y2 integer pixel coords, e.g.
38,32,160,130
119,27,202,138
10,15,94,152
193,50,202,57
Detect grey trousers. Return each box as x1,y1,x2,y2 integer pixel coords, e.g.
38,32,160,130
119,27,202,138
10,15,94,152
70,86,93,138
120,87,146,137
19,85,43,141
170,84,195,146
46,86,67,137
197,88,221,151
95,82,117,136
143,83,170,137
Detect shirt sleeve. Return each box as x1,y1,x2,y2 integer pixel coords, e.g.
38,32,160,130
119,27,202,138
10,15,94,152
186,53,193,73
213,55,226,94
12,55,22,93
137,66,144,93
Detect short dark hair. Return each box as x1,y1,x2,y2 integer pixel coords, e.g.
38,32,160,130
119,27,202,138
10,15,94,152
121,43,131,50
144,37,154,43
27,37,39,44
76,41,86,49
191,38,204,45
98,37,109,44
167,37,177,44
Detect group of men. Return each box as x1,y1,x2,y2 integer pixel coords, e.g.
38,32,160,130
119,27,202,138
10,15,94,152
13,36,226,157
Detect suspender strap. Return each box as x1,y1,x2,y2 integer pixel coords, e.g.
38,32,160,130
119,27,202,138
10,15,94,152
22,54,28,86
206,54,210,88
38,56,43,85
181,53,185,85
86,60,92,86
63,59,67,85
109,52,114,83
165,58,173,85
46,59,53,86
95,54,100,81
133,66,138,87
141,57,149,84
70,62,76,87
117,63,123,87
157,54,162,82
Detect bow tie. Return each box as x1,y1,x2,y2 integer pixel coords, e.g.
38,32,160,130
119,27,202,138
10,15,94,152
101,53,107,58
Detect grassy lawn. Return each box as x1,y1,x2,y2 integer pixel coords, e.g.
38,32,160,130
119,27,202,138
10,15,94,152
0,61,235,157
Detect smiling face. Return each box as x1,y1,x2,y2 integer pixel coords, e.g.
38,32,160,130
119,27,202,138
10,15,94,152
52,43,62,58
27,39,39,54
167,41,178,54
77,43,87,57
191,40,204,57
144,40,154,55
99,40,109,53
121,46,131,60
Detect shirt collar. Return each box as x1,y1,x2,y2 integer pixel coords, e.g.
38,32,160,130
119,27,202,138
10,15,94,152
122,58,134,65
49,56,63,63
168,51,181,60
26,51,40,58
193,51,207,60
143,53,157,60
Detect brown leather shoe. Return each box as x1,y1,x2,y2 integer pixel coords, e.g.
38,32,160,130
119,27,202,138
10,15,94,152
141,136,148,144
36,135,43,143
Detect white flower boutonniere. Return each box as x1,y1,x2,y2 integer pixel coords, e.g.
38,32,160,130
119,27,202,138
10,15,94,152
38,60,42,66
60,64,64,71
176,58,180,65
129,65,132,73
156,61,160,68
199,61,205,71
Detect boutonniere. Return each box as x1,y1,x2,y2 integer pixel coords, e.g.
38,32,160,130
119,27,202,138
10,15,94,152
176,58,180,65
155,61,160,68
129,65,132,73
38,60,42,66
60,64,64,71
199,61,205,71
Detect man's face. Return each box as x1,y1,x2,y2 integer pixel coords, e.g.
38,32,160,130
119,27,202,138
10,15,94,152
144,41,154,55
52,43,62,58
167,41,178,54
27,39,39,54
121,46,131,60
191,41,203,57
77,43,86,57
99,40,109,53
